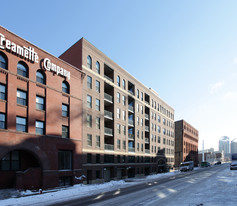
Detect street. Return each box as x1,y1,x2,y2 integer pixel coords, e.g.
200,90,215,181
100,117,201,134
49,163,237,206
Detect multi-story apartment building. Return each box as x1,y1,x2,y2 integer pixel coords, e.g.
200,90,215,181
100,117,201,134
60,38,175,183
219,136,230,155
175,120,199,167
0,26,84,189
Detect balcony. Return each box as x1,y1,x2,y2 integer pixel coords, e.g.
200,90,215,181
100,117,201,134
145,138,149,143
128,147,135,152
145,149,150,154
104,93,113,103
128,119,134,127
145,100,149,105
104,127,113,136
145,114,149,120
145,125,149,132
104,144,114,151
128,134,135,140
104,75,113,82
104,110,113,120
128,90,134,95
128,105,134,112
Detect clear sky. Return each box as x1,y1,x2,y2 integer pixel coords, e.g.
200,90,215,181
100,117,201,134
2,0,237,150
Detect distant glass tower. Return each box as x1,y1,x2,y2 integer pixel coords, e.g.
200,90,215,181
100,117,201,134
219,136,230,154
231,138,237,154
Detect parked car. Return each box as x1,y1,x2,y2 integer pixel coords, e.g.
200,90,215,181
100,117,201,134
180,161,194,172
230,161,237,170
214,161,221,165
201,161,210,167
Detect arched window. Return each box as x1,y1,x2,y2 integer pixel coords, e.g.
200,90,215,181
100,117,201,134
0,52,7,69
62,81,69,94
36,70,46,84
17,62,28,78
96,61,100,74
87,55,92,69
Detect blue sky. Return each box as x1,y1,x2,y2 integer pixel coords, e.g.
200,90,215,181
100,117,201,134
2,0,237,150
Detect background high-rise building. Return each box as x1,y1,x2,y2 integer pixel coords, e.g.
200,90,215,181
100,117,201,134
219,136,230,155
231,138,237,154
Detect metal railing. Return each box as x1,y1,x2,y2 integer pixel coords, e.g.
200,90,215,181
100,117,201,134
145,114,149,119
128,105,134,112
104,110,113,119
128,134,135,140
104,127,113,136
145,138,149,143
104,75,113,82
128,90,134,95
128,147,135,152
145,149,150,154
145,126,149,131
104,93,113,103
104,144,114,150
128,119,134,126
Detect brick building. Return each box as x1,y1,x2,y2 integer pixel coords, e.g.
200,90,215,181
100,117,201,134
175,120,199,167
0,26,84,189
60,38,175,183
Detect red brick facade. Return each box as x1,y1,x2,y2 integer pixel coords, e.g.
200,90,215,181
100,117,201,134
0,26,84,189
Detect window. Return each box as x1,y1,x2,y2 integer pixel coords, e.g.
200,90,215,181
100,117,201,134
117,75,120,86
137,117,139,125
1,151,20,171
117,124,121,134
158,136,161,143
163,128,166,135
141,106,143,114
87,55,92,69
122,79,126,89
117,139,121,149
62,104,69,117
158,115,160,123
96,99,100,111
62,125,69,138
163,138,166,144
0,113,6,129
0,83,6,100
62,81,69,94
17,62,28,77
0,53,7,69
137,89,139,98
122,111,126,120
122,125,126,135
141,131,143,139
117,155,120,163
117,92,120,103
96,80,100,93
87,154,92,163
36,96,45,111
36,70,45,84
87,76,92,89
158,126,161,133
141,118,143,126
123,141,126,150
96,136,100,147
117,108,120,119
137,130,139,138
16,116,27,132
58,150,72,170
122,95,126,105
96,154,100,163
87,114,92,128
87,134,92,146
96,61,100,74
137,103,139,112
141,144,144,152
87,95,92,108
17,89,27,106
35,120,44,135
141,92,143,101
96,117,100,129
137,143,139,151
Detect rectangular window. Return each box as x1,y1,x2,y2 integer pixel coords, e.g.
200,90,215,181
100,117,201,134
62,104,69,117
122,110,126,120
122,79,126,89
87,76,92,89
141,92,143,101
122,95,126,105
62,125,69,138
87,153,92,163
96,117,100,129
87,134,92,146
141,118,143,126
158,115,160,122
137,103,139,112
141,106,143,114
158,136,161,143
141,144,143,152
137,89,139,98
117,108,120,119
137,117,139,125
96,99,100,111
96,154,100,163
117,139,121,149
87,95,92,108
137,143,139,151
163,138,166,144
17,89,27,106
137,130,139,138
122,125,126,135
0,113,6,129
96,80,100,93
123,141,126,150
117,124,121,134
117,76,120,86
96,135,100,147
36,96,45,111
141,131,143,139
35,120,44,135
87,114,92,128
16,116,27,132
117,92,120,103
58,150,72,170
0,83,6,100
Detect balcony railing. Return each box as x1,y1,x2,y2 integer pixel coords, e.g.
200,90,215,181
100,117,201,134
128,134,135,140
145,125,149,132
128,90,134,95
104,75,113,82
128,147,135,152
104,110,113,120
145,149,150,154
128,105,134,112
104,93,113,103
104,127,113,136
145,114,149,120
145,100,149,105
128,119,134,126
104,144,114,151
145,138,149,143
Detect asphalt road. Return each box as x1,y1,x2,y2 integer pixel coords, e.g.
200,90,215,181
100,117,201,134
50,164,229,206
